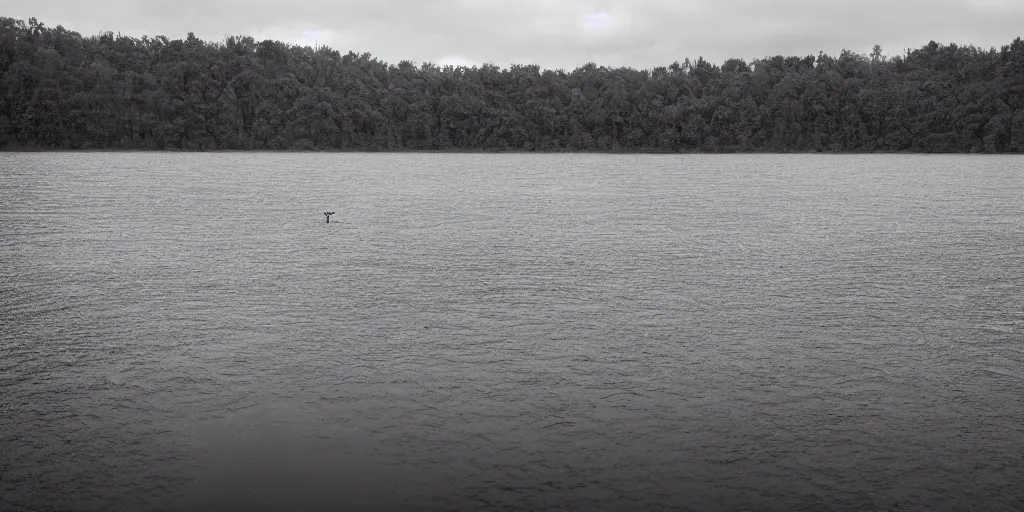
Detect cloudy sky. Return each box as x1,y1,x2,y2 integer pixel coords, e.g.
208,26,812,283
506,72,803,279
3,0,1023,69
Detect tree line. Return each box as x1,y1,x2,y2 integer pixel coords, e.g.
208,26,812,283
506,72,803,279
2,16,1023,152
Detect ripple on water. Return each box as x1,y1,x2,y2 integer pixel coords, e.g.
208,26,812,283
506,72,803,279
1,153,1023,511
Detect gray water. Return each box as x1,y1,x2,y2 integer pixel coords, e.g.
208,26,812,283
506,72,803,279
1,152,1022,511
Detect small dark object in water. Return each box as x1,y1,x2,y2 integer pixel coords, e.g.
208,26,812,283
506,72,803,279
324,211,335,223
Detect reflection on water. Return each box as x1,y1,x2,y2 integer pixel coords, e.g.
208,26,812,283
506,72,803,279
1,153,1022,511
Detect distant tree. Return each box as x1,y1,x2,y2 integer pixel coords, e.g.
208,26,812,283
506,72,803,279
0,16,1021,152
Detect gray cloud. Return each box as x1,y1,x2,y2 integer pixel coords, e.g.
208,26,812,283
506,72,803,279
3,0,1023,69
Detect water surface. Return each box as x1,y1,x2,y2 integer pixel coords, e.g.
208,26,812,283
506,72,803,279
2,153,1022,511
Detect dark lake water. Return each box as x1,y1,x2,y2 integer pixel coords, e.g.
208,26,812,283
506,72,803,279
1,152,1022,511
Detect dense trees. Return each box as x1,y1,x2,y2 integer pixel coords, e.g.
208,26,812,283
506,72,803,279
2,16,1023,152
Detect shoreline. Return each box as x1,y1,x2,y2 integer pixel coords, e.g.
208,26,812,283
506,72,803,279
0,147,1009,155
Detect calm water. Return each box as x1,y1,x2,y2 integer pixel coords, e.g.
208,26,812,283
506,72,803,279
1,153,1022,511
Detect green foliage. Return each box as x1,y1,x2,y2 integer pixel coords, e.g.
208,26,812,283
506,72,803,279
1,17,1022,152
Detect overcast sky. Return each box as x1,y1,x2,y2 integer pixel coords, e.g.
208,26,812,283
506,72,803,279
3,0,1023,69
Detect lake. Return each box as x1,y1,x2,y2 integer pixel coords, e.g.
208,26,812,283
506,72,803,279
1,152,1022,511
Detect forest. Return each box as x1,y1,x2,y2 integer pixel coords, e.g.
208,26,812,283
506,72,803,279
1,16,1023,152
